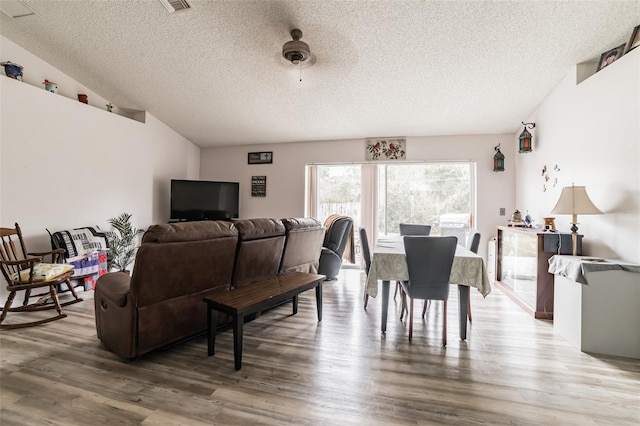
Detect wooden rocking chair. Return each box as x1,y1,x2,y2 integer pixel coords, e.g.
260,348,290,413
0,223,83,329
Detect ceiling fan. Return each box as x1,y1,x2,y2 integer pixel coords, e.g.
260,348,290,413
282,29,310,65
281,29,316,81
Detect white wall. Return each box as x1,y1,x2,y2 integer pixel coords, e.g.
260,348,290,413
516,49,640,262
0,39,200,301
200,134,518,258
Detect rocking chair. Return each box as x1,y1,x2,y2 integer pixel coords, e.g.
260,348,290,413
1,223,82,329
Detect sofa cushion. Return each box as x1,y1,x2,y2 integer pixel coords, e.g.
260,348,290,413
233,218,285,240
280,218,325,274
143,220,237,243
133,221,238,306
231,219,286,287
11,262,73,283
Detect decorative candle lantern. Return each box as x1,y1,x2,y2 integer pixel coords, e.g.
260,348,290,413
493,144,505,172
518,122,535,153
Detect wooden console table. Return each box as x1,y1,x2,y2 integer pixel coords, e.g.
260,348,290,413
203,271,324,370
495,226,581,319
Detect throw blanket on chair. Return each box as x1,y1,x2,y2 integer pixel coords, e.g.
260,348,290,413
323,214,356,264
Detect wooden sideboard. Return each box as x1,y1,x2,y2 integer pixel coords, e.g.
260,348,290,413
494,226,581,320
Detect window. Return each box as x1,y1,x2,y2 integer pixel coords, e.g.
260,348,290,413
307,162,476,267
378,163,474,241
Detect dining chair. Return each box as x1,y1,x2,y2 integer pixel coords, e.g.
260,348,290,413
396,223,432,301
359,227,372,309
399,223,432,236
401,235,457,345
420,231,482,319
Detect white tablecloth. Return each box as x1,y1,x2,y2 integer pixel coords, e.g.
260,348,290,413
365,236,492,298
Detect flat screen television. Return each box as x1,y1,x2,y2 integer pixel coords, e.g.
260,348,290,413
170,179,239,221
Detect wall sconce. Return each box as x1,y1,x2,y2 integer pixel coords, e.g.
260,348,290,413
518,122,535,153
493,144,505,172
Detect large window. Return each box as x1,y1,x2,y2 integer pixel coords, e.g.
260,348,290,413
308,162,476,267
316,165,361,227
378,163,474,241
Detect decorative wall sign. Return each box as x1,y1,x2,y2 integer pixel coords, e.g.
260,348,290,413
248,151,273,164
251,176,267,197
365,138,406,161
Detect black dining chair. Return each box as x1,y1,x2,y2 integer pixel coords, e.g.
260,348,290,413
396,223,432,301
359,227,372,309
420,231,482,319
399,223,432,236
401,235,458,345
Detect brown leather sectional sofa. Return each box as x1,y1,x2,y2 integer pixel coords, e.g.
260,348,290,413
94,217,325,359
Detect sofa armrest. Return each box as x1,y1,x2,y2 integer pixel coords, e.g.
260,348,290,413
95,272,131,307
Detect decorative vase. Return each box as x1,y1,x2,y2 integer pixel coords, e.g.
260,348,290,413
0,61,23,81
42,79,58,93
77,94,88,104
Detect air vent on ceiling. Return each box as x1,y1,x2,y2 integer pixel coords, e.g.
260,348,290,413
159,0,191,13
0,0,36,19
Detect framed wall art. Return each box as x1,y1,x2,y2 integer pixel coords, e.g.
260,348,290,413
365,138,406,161
596,43,626,72
248,151,273,164
625,24,640,53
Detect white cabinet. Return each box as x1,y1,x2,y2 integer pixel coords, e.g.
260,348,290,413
551,256,640,359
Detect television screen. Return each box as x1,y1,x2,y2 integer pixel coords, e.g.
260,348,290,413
170,179,239,221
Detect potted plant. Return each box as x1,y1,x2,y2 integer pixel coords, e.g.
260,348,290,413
101,212,144,273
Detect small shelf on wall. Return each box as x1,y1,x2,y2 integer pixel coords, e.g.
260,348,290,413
576,61,599,84
0,73,146,124
576,46,638,85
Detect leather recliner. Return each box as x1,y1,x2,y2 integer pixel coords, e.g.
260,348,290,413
94,221,238,359
318,215,354,280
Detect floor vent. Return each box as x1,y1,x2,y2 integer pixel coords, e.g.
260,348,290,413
159,0,191,13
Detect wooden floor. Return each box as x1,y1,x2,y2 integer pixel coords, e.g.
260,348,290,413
1,268,638,425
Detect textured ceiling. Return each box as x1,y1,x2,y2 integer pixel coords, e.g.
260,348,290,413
1,0,639,148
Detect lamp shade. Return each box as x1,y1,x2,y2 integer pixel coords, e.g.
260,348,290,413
551,184,602,215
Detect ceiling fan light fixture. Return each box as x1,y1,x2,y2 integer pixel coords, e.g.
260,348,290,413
282,29,310,64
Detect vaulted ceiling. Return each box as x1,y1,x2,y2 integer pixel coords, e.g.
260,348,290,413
1,0,639,148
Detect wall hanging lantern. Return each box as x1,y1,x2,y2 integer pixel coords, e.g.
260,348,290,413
493,144,505,172
518,122,535,153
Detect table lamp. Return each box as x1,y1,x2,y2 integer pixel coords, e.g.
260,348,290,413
551,184,603,255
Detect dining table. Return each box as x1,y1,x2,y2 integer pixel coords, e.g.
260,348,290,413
365,236,491,340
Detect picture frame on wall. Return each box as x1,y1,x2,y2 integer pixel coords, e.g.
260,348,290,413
365,138,406,161
625,24,640,53
251,176,266,197
248,151,273,164
596,43,626,72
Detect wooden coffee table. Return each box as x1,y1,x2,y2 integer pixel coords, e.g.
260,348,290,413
203,271,324,370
